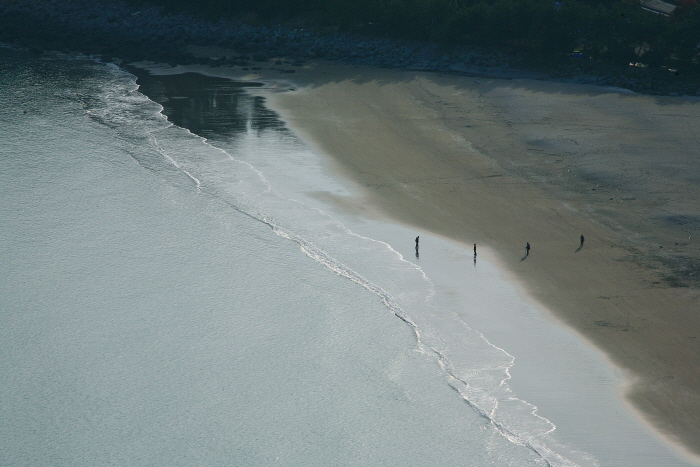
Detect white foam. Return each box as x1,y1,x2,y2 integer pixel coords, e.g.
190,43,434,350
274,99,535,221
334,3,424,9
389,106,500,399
103,68,578,466
83,63,697,467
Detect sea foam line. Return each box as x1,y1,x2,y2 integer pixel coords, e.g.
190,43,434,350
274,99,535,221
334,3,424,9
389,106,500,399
272,217,575,467
102,63,583,467
153,99,575,467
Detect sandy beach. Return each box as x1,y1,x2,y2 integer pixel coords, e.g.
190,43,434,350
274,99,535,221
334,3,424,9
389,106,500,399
137,56,700,460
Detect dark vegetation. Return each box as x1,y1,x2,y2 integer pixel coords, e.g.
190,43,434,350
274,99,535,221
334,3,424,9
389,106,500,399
135,0,700,71
1,0,698,94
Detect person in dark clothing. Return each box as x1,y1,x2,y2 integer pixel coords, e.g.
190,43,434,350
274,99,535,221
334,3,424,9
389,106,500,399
526,242,530,256
415,236,419,250
580,234,585,247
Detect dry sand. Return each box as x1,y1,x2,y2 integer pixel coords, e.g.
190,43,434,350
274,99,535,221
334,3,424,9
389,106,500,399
139,56,700,459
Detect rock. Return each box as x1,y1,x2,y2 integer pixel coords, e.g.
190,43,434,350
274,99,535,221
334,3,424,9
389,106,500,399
1,0,694,98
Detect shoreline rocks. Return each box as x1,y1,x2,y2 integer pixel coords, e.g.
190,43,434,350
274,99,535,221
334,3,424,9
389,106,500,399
1,0,698,97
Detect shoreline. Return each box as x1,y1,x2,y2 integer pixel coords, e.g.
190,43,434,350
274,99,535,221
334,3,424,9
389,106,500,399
3,0,700,98
133,59,700,461
270,65,700,459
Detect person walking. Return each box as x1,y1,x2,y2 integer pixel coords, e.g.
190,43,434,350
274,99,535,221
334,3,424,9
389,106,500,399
526,242,530,256
415,236,419,250
473,244,477,256
580,234,585,248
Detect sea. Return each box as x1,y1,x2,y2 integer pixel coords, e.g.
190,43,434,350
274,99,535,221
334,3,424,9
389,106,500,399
1,46,696,467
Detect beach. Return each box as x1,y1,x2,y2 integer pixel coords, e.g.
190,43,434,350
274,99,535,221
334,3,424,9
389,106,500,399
141,57,700,459
6,50,561,466
2,42,699,465
5,0,696,458
276,64,700,458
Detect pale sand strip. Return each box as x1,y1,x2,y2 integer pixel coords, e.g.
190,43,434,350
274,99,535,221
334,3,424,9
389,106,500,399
259,63,700,458
137,58,700,459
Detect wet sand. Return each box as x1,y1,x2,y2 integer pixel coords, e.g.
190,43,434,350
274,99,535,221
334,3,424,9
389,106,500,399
136,57,700,460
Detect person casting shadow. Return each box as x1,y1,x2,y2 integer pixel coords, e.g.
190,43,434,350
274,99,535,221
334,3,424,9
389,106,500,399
520,242,530,262
575,234,585,253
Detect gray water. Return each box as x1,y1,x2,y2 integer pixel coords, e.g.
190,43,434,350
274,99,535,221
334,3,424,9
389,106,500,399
0,48,543,467
1,48,696,467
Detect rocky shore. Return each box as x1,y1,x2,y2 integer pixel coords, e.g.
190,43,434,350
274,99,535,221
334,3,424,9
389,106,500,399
1,0,699,96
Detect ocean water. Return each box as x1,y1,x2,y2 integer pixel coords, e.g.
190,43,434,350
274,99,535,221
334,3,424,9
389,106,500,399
1,47,695,467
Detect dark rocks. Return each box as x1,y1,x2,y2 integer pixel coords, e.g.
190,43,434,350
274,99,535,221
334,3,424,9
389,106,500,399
1,0,697,97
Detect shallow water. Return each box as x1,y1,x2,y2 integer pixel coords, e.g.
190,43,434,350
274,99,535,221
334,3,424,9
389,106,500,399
1,48,695,467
